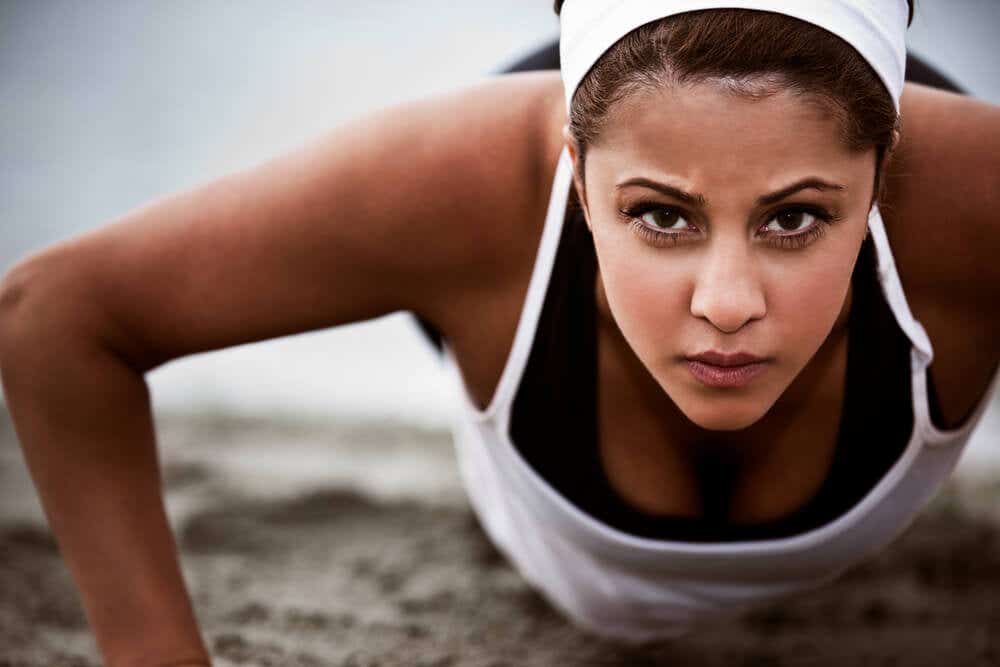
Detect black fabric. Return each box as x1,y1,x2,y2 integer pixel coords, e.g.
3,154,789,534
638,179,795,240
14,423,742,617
509,208,914,542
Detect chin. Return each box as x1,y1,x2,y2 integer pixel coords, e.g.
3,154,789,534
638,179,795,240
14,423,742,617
687,405,765,432
670,388,778,432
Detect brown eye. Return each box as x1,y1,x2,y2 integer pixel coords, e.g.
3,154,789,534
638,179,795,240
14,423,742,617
641,208,686,230
765,209,816,233
777,210,806,230
759,206,837,250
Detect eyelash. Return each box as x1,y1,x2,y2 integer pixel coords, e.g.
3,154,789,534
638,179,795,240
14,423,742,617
618,203,842,250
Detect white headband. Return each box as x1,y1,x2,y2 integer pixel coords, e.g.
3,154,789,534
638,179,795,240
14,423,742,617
559,1,908,114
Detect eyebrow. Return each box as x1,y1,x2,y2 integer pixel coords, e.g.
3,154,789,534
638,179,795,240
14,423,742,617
615,177,846,207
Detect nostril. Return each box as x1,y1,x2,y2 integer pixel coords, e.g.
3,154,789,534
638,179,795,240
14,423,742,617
690,258,767,328
690,287,766,334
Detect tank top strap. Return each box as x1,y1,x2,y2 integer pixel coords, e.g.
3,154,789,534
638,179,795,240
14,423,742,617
865,204,934,366
472,147,574,426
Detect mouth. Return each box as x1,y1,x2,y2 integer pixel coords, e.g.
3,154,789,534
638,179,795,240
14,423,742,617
684,351,770,388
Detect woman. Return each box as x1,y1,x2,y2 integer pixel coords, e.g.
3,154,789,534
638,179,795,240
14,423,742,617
0,1,997,663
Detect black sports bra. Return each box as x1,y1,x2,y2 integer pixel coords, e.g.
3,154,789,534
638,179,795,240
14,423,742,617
508,205,916,542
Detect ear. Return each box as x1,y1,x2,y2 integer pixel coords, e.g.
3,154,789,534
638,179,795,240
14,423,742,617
872,127,903,208
881,126,902,173
888,126,902,154
562,124,593,232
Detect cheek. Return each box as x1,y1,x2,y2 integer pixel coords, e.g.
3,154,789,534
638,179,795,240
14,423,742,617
763,247,855,363
592,233,689,355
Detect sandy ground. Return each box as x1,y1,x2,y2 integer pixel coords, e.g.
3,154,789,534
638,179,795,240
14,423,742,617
2,407,999,666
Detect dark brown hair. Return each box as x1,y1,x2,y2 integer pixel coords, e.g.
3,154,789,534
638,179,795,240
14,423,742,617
553,2,915,204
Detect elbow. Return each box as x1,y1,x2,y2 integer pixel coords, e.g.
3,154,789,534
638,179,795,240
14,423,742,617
0,257,46,358
0,255,170,376
0,254,105,370
0,259,43,392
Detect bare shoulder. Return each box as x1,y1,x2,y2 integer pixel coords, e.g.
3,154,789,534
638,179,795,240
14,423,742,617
881,83,1000,426
413,70,567,334
884,83,1000,303
338,68,567,327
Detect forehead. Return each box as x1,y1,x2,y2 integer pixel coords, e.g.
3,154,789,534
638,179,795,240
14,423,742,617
589,80,864,189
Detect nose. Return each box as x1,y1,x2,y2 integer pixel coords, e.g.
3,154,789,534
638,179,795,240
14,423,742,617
690,240,766,333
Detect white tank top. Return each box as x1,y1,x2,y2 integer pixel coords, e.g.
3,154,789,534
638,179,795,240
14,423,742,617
440,147,1000,643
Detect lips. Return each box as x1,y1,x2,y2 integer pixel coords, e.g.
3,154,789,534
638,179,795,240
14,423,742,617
686,350,768,367
684,350,770,388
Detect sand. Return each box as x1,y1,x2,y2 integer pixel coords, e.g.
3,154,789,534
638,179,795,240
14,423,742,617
1,407,998,666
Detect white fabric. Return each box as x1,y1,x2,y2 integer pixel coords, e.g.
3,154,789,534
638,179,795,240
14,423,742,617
441,147,1000,642
559,0,909,113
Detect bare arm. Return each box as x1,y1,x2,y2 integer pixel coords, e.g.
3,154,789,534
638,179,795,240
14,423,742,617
0,71,555,665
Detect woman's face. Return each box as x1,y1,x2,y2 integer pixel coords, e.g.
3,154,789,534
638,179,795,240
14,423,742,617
567,80,876,431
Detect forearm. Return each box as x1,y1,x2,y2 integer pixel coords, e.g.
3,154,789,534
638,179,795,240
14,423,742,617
0,312,210,665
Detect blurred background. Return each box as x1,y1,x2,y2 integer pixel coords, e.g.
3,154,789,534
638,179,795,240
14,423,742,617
1,0,997,469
